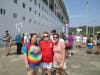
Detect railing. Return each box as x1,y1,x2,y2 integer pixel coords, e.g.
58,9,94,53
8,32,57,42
42,0,64,26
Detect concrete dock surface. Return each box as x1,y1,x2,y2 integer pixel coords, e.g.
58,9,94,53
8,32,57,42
0,46,100,75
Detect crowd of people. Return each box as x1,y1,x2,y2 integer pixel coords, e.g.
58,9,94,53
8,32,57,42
2,30,100,75
74,33,100,54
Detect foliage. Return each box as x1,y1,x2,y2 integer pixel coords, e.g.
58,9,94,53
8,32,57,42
69,25,100,35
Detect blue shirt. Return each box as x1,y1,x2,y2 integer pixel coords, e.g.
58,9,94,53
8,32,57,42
15,34,22,43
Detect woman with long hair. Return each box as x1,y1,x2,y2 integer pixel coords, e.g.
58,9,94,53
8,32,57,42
53,33,67,75
22,33,42,75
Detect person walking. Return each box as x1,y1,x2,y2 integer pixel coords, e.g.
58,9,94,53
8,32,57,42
40,32,54,75
23,33,42,75
67,32,74,56
53,33,66,75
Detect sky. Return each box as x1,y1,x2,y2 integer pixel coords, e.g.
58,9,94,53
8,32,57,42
64,0,100,27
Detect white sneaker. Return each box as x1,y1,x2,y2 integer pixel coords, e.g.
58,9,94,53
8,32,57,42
69,54,71,56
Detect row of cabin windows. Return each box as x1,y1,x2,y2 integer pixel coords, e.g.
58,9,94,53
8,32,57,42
14,0,50,15
13,7,49,21
13,12,48,23
0,8,6,15
0,9,51,24
14,0,37,5
13,12,44,24
0,0,58,24
0,0,58,21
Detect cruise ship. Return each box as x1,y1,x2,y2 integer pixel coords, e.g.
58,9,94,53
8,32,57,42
0,0,69,37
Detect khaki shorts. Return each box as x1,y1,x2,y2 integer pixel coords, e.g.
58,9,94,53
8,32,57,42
53,62,66,69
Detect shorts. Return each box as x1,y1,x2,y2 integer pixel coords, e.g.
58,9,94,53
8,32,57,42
69,45,73,50
53,62,66,69
66,47,70,50
40,62,53,69
6,42,11,47
87,45,93,49
29,64,40,69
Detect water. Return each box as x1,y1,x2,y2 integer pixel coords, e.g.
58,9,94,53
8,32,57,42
0,39,16,48
0,39,5,48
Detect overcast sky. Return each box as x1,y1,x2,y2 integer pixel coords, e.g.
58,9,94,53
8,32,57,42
64,0,100,27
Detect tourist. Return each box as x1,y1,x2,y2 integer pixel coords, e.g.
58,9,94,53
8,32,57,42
82,34,87,48
40,32,54,75
86,35,93,54
15,32,22,54
67,32,74,56
50,30,56,41
23,33,42,75
2,30,12,56
75,34,81,48
53,33,66,75
24,33,29,44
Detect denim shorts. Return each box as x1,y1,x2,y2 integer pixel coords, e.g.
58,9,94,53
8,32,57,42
69,45,73,50
87,45,93,49
29,64,40,69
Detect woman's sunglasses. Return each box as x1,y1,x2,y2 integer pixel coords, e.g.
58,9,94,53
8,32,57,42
43,35,49,38
53,37,58,39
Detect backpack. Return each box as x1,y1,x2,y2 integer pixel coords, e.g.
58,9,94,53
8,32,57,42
87,37,92,43
65,40,70,48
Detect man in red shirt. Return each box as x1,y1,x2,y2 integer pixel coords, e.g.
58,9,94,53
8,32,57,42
40,32,54,75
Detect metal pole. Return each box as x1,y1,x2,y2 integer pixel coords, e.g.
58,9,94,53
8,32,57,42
54,0,55,14
86,0,88,34
48,0,49,8
93,26,94,36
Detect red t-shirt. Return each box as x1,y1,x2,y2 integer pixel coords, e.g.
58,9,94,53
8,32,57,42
40,40,54,63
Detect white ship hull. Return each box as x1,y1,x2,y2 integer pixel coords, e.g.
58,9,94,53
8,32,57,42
0,0,69,37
